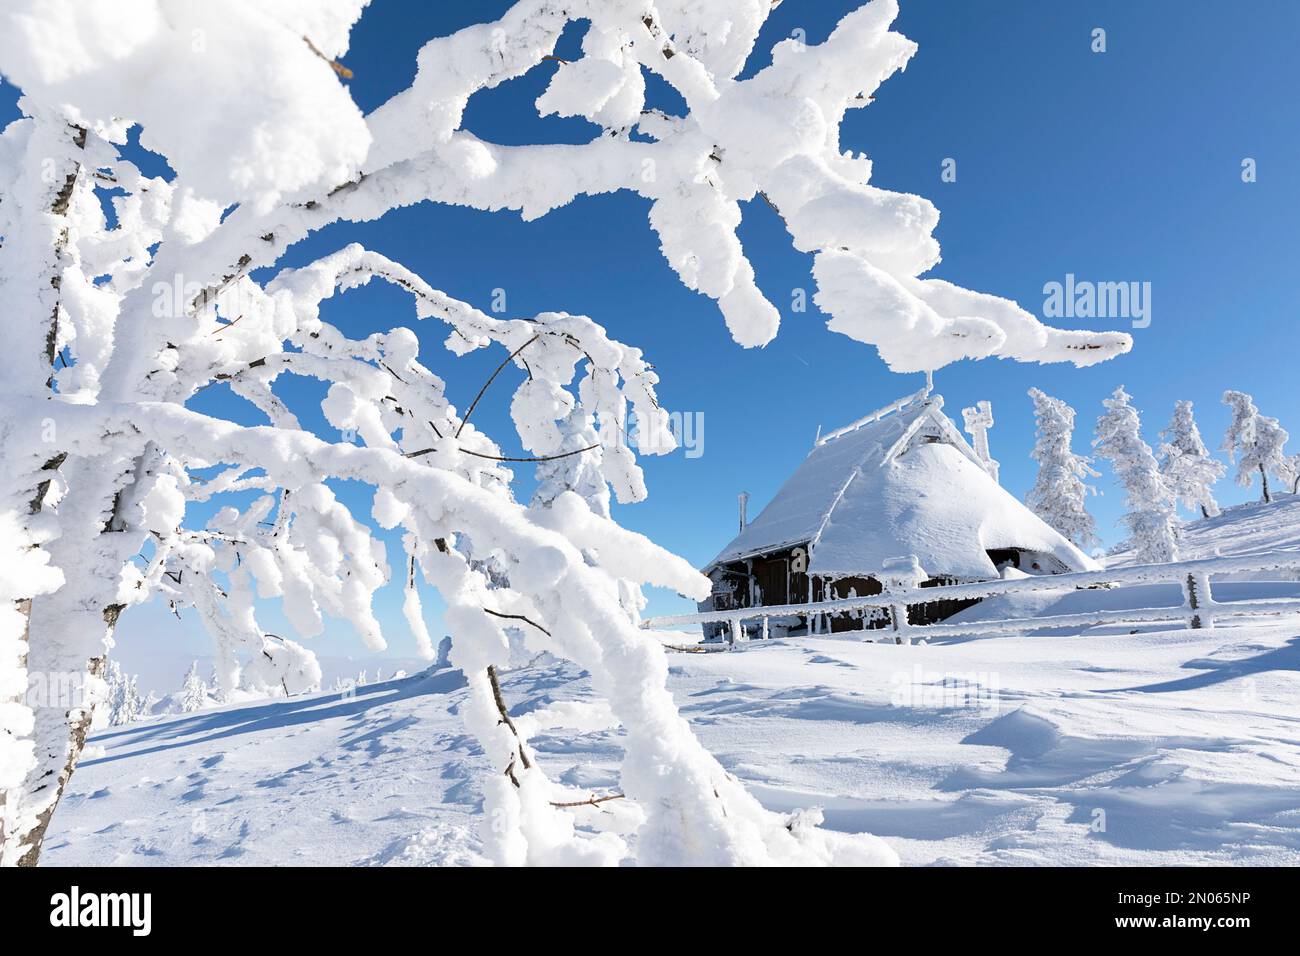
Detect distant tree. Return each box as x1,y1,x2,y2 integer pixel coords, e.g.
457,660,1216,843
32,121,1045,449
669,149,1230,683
1222,391,1291,503
1025,388,1099,549
1094,387,1180,563
180,662,208,714
1284,455,1300,496
104,661,145,727
207,669,227,706
1158,401,1225,519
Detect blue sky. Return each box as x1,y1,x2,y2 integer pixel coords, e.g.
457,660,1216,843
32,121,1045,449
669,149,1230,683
4,1,1298,684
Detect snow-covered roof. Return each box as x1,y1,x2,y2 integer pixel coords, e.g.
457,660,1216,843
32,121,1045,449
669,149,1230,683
707,395,1098,580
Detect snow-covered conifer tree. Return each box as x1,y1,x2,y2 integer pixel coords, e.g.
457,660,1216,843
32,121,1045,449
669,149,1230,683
1025,388,1099,549
1094,387,1180,563
1158,401,1226,518
179,662,207,714
0,1,1132,866
103,661,144,728
1222,391,1291,503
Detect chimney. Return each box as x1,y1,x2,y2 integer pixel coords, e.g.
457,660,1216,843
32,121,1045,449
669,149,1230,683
962,400,1000,483
738,491,750,533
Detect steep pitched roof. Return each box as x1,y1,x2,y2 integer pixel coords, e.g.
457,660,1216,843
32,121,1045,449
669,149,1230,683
707,395,1098,580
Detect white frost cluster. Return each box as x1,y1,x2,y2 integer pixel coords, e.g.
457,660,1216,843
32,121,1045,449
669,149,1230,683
1094,387,1180,564
1221,390,1294,504
1158,400,1225,519
1025,388,1099,550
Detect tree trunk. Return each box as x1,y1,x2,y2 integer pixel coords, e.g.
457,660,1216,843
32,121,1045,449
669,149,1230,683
10,652,105,867
1200,505,1210,519
0,599,33,862
1260,464,1271,504
3,598,119,866
1,448,153,866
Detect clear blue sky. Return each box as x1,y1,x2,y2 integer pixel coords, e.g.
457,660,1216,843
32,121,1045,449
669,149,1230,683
4,1,1298,680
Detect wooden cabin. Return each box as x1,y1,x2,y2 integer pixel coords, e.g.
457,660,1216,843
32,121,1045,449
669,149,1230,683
698,389,1097,640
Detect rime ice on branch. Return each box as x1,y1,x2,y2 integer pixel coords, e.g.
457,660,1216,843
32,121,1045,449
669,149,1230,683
0,0,1132,866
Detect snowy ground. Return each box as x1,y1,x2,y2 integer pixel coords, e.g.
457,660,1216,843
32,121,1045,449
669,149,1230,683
44,614,1300,866
1110,495,1300,566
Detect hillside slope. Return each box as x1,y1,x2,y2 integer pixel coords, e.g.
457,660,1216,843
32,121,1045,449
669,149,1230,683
1109,494,1300,566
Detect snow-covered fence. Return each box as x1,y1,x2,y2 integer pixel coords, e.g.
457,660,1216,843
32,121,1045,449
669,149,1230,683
641,549,1300,644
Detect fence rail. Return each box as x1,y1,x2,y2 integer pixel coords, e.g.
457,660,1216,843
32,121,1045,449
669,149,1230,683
641,548,1300,645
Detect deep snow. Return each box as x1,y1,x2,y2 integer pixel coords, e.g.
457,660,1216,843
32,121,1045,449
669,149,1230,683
43,498,1300,866
45,615,1300,866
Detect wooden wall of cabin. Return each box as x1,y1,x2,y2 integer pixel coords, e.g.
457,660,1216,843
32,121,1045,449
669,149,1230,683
907,576,982,626
827,576,884,633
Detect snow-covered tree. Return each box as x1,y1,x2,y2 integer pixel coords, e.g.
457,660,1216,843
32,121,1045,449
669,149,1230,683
1025,388,1099,549
1094,387,1180,563
0,1,1131,866
103,661,144,728
1283,454,1300,496
1222,391,1291,503
179,661,207,714
1158,401,1225,519
207,669,227,706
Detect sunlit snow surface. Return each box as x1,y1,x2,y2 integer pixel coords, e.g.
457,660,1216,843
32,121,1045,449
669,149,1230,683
46,613,1300,866
45,499,1300,866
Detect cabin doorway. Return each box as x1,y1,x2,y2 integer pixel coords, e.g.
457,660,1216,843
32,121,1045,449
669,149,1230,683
752,556,789,607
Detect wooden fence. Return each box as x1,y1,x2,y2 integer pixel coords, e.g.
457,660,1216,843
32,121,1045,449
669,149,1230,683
641,549,1300,646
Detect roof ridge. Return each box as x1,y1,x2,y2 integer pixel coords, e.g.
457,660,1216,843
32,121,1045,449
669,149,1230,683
814,385,933,447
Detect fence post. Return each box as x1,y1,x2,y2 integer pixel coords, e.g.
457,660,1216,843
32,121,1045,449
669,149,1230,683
879,555,925,645
729,617,747,646
1183,572,1215,629
888,603,911,645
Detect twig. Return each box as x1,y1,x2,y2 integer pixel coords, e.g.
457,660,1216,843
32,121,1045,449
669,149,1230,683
550,793,625,809
458,444,599,464
210,314,246,336
303,36,354,79
404,442,599,464
456,334,539,437
486,665,531,783
757,190,788,226
483,608,551,637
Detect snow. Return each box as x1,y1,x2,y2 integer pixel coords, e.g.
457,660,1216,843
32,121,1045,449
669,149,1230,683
0,0,371,212
711,397,1095,580
34,495,1300,866
0,0,1162,865
819,442,1096,580
1110,495,1300,569
43,614,1300,866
